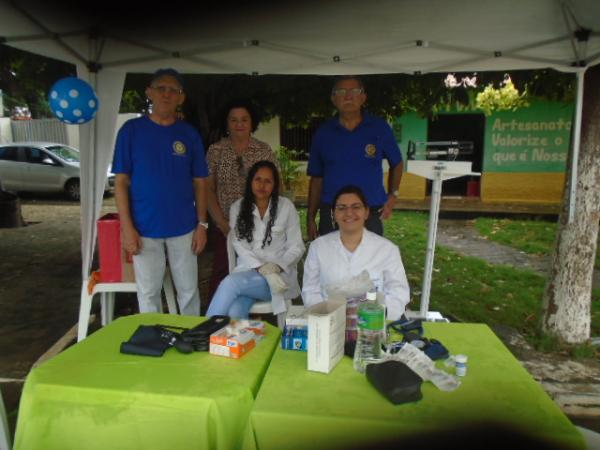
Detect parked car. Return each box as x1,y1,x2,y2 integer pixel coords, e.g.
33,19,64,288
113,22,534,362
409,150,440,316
0,142,114,201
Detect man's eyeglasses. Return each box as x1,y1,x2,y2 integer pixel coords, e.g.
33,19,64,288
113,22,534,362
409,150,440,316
151,85,183,95
332,88,364,98
334,203,365,212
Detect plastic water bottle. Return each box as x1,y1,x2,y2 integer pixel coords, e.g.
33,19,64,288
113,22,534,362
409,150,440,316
353,291,385,373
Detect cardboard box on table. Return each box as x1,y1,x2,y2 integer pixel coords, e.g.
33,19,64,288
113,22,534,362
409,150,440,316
282,306,309,351
210,327,256,359
97,213,135,282
307,298,346,374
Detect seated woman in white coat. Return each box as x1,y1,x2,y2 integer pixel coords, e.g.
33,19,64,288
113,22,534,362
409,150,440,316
302,185,410,320
206,160,305,318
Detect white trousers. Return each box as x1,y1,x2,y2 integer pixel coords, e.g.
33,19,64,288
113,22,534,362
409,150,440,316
133,230,200,316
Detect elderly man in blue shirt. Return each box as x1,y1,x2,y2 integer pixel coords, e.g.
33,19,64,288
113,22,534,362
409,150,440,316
307,76,404,240
113,68,209,316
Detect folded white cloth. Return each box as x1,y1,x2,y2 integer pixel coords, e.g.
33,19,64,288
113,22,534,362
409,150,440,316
263,272,288,294
258,262,282,276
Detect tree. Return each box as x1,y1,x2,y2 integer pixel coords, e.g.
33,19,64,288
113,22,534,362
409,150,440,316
119,89,146,115
541,63,600,344
121,73,338,144
121,69,575,144
0,44,75,118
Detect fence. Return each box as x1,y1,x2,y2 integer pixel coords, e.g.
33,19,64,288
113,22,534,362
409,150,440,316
11,118,68,143
279,118,324,160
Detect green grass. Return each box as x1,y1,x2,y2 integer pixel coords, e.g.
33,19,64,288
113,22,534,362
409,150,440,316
475,216,600,269
297,208,600,357
530,331,599,358
385,212,549,334
474,217,558,255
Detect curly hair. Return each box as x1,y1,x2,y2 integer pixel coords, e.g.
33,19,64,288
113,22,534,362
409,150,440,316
221,99,260,137
235,160,281,249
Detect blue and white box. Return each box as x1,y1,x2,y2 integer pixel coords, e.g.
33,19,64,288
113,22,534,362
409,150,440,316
282,306,308,351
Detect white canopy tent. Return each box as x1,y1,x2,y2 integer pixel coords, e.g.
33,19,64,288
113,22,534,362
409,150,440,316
1,0,599,292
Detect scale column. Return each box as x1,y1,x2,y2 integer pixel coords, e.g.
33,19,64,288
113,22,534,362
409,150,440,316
420,167,443,317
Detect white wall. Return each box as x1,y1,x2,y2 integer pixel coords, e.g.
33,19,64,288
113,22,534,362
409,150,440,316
253,116,280,151
0,118,12,143
66,113,141,148
65,123,79,147
116,113,142,132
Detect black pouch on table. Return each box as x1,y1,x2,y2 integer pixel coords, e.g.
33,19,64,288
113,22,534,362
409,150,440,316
120,325,184,357
181,315,230,351
366,360,423,405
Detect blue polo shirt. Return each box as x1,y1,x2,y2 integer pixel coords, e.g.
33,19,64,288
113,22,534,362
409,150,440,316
112,116,208,238
307,112,402,206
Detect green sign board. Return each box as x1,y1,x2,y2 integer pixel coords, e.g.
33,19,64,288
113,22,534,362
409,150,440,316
483,101,573,173
393,113,428,162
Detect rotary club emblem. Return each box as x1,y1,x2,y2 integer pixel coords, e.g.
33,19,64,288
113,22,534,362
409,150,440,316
173,141,186,156
364,144,377,158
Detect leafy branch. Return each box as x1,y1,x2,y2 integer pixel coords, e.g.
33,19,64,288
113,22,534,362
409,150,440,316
275,146,302,191
475,75,529,115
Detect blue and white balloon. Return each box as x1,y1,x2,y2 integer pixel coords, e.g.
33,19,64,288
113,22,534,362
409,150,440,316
49,77,99,124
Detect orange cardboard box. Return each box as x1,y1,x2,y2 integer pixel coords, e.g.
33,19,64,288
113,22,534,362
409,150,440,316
238,320,265,341
209,327,256,359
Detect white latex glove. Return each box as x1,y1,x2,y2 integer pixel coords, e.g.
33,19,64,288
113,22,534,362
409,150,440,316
258,262,282,276
263,272,288,294
324,270,374,299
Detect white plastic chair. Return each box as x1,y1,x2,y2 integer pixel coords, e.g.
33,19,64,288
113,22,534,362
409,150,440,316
226,232,289,328
77,269,177,342
0,387,11,450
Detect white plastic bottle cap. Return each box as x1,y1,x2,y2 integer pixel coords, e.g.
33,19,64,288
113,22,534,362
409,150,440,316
455,354,467,363
366,291,377,301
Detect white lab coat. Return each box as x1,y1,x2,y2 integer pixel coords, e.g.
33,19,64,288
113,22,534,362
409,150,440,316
302,230,410,320
229,196,305,314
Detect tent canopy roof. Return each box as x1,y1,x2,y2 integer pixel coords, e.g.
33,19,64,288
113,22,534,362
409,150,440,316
2,0,600,76
1,0,598,285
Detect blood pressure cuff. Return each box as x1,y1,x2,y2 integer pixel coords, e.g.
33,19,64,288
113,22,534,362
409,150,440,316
402,332,450,361
366,360,423,405
388,317,449,361
423,339,450,360
388,316,424,335
120,325,178,357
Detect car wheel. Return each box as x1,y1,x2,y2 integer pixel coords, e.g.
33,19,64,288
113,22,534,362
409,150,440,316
65,178,80,201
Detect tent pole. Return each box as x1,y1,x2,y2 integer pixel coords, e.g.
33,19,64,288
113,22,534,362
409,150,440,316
568,69,585,223
88,70,98,278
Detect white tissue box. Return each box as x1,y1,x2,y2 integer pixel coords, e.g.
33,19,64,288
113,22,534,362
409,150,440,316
307,298,346,374
285,305,309,326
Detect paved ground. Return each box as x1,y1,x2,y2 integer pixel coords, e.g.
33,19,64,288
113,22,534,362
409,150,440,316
436,219,600,288
0,195,218,441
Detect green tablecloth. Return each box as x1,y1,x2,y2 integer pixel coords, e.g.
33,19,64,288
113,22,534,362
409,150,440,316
14,314,281,450
245,323,584,450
